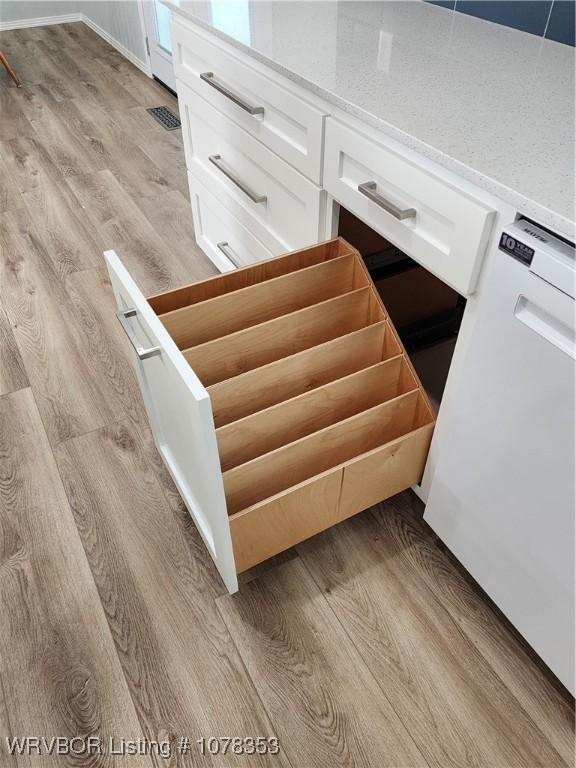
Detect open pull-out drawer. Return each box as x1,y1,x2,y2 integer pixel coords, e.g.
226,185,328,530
105,238,435,593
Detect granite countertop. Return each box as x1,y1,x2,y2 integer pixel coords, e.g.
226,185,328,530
164,0,575,238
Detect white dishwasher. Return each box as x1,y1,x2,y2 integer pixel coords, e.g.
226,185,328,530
425,219,575,693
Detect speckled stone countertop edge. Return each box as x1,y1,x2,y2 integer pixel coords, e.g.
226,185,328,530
164,1,575,239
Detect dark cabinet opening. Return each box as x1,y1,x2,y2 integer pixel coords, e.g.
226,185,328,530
338,207,465,410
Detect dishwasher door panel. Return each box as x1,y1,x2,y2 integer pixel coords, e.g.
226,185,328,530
425,250,575,693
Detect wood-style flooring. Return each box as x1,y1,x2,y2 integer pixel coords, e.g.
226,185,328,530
0,22,573,768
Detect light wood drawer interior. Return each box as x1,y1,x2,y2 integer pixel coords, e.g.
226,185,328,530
216,357,418,470
157,251,366,347
148,238,435,573
183,287,382,386
208,321,401,427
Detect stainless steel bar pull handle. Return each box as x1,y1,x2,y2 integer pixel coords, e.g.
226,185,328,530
116,308,161,360
217,241,242,268
357,181,416,220
200,72,264,116
209,155,267,204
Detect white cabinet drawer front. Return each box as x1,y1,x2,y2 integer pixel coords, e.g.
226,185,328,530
189,175,277,272
104,250,237,593
324,118,495,295
180,84,323,252
172,18,325,182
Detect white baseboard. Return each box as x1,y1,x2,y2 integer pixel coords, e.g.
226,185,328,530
0,13,152,78
81,14,151,77
0,14,82,32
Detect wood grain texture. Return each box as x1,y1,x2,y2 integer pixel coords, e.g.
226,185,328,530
298,508,569,767
55,421,290,768
160,254,361,348
0,209,117,445
13,139,104,276
5,32,80,100
0,674,16,768
56,23,127,71
116,110,191,200
216,358,413,470
55,97,171,200
0,153,24,213
217,558,427,767
208,322,396,427
223,391,423,514
184,287,376,385
67,170,200,295
28,94,106,179
148,238,353,314
65,265,148,428
135,190,216,281
0,389,145,767
0,50,21,88
337,424,433,517
372,493,576,764
0,88,33,141
1,135,62,197
0,130,104,277
229,469,348,573
0,302,28,396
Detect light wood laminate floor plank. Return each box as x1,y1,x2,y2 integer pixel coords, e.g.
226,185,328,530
0,209,117,445
56,97,172,200
297,508,567,767
217,558,429,768
372,494,576,765
67,170,209,294
0,153,24,213
0,302,28,397
55,421,291,768
0,389,147,767
0,673,16,768
0,88,34,141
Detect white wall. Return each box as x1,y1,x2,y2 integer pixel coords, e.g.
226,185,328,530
0,1,148,71
82,1,147,63
0,2,78,24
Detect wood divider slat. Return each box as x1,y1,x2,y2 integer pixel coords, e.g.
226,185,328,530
183,287,382,386
207,321,401,428
148,238,354,314
229,423,433,572
158,252,371,348
144,236,437,575
216,357,418,470
223,390,430,515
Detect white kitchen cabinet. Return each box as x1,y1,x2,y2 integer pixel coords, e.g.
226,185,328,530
171,16,326,182
157,3,574,692
106,239,435,593
323,117,496,296
178,81,324,254
188,174,277,272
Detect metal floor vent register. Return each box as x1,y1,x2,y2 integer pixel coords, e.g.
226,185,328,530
147,105,181,130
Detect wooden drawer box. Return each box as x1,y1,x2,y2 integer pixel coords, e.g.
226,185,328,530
324,117,496,295
172,17,325,182
106,238,435,593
